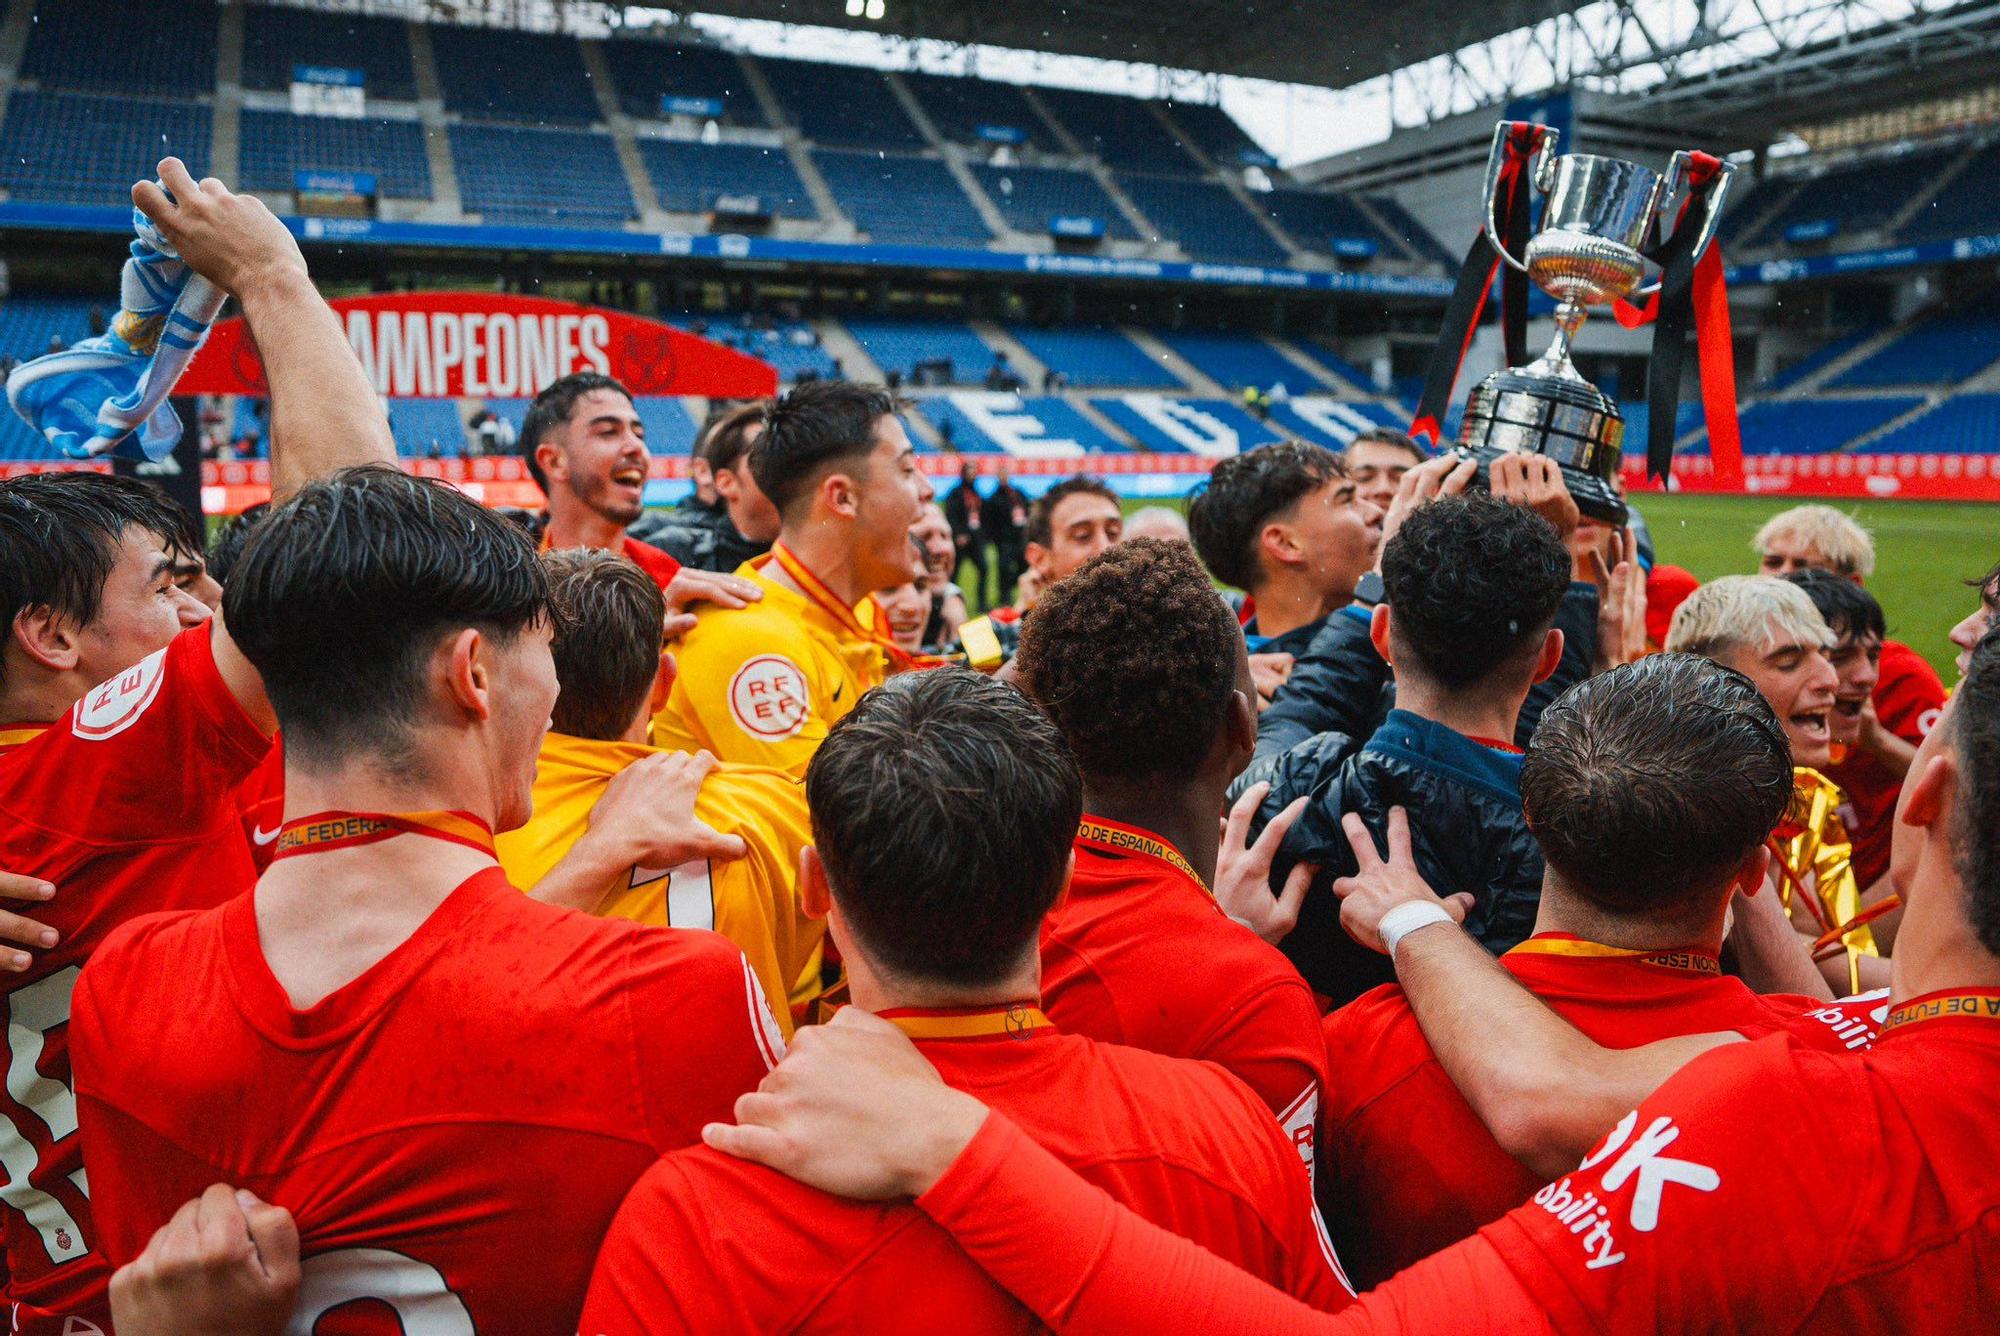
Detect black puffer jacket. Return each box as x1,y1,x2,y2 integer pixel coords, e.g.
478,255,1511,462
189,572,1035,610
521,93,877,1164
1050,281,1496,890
628,498,767,574
1236,583,1600,1008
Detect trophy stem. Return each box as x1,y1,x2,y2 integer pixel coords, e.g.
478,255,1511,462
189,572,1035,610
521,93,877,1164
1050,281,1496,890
1529,300,1589,381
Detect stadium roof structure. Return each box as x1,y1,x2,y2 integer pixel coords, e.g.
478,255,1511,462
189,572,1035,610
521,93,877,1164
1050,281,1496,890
649,0,1595,89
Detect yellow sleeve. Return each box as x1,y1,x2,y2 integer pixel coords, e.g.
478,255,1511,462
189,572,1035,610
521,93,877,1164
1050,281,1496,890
697,766,826,1037
655,612,830,778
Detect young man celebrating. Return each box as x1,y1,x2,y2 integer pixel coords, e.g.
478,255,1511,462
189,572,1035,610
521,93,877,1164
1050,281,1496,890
581,668,1350,1331
1022,474,1124,601
496,547,823,1033
652,381,932,775
1015,540,1328,1152
1189,442,1382,657
70,468,782,1333
1341,426,1424,519
631,399,779,574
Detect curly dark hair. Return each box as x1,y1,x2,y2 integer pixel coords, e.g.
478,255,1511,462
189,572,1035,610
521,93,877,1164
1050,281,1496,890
1523,653,1793,911
1015,537,1241,781
1381,494,1570,690
1025,475,1120,550
1187,441,1344,590
1955,625,2000,954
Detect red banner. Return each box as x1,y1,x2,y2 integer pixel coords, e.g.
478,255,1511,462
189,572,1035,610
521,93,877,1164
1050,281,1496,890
180,292,778,400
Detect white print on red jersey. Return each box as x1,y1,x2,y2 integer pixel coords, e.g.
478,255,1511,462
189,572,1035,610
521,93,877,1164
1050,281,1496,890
1536,1109,1721,1271
1916,707,1943,737
292,1247,473,1333
742,955,787,1072
0,965,89,1266
1277,1083,1318,1183
1802,988,1892,1052
70,645,169,741
728,656,810,741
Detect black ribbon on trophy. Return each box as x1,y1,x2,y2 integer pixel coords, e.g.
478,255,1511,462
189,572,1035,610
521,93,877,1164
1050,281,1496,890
1409,121,1738,524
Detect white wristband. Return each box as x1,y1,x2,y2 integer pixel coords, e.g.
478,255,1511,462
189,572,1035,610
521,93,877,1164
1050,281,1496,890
1379,900,1455,958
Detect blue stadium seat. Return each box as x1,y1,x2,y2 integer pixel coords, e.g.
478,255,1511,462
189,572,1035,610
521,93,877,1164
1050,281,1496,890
0,91,211,205
430,26,599,125
0,295,99,362
1902,142,2000,243
23,0,216,98
241,7,417,101
604,38,765,126
387,400,465,457
1755,330,1877,392
1359,195,1456,266
843,320,997,384
1861,393,2000,454
1034,87,1204,175
1117,174,1289,266
634,398,701,456
1006,327,1180,389
902,72,1045,150
1828,311,2000,389
640,140,814,219
1734,397,1923,454
1743,145,1957,248
1267,398,1406,448
1157,331,1310,394
668,314,836,383
917,393,1124,454
450,124,634,227
811,150,992,247
239,111,432,199
1282,341,1375,392
1162,100,1266,169
759,58,923,151
1259,190,1395,260
969,163,1132,239
0,410,57,461
1091,396,1283,454
1715,174,1789,245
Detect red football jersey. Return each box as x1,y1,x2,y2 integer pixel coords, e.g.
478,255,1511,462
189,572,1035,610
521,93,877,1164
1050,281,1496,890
1830,639,1946,888
72,870,782,1332
1041,819,1326,1179
0,623,270,1331
622,534,682,591
234,737,286,873
580,1004,1350,1334
1318,932,1889,1287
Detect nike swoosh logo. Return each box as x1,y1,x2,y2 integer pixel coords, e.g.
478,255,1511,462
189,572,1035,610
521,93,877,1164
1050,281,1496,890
252,825,280,846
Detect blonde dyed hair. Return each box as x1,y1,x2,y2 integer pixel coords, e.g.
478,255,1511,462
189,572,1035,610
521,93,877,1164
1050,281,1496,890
1753,505,1875,579
1665,575,1835,661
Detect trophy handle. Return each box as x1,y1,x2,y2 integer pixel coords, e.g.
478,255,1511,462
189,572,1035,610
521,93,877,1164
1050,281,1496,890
1630,153,1738,299
1481,121,1559,274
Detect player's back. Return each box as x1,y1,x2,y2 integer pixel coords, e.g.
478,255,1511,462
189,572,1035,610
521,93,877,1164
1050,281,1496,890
581,1018,1349,1334
0,626,269,1328
72,868,780,1331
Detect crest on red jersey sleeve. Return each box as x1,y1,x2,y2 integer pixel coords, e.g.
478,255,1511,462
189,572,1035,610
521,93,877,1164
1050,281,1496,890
72,644,170,741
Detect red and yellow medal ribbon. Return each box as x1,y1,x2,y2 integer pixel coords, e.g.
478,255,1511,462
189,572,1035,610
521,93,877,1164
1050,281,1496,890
0,723,50,751
1505,935,1720,976
1075,816,1206,896
272,810,496,861
879,1003,1053,1041
767,541,945,674
1879,989,2000,1035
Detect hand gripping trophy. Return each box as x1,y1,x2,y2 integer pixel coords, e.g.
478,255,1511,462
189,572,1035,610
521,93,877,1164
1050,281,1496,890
1444,122,1735,525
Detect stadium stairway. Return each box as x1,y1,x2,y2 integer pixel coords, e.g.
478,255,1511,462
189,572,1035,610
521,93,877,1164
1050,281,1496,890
578,40,665,226
0,0,30,75
879,71,1011,243
1778,320,1921,397
1014,84,1160,248
211,2,243,187
1259,334,1347,392
406,22,464,217
1121,329,1223,397
1148,102,1301,265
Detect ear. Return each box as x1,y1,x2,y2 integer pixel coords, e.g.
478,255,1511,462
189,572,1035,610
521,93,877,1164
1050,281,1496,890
689,458,713,488
1258,521,1302,570
649,649,675,715
10,605,80,674
820,469,861,521
1047,848,1075,914
1733,844,1773,898
534,439,565,488
1902,752,1955,831
1226,685,1256,755
799,846,831,920
1532,628,1566,684
1368,603,1394,666
1026,541,1053,579
443,627,494,722
712,466,740,502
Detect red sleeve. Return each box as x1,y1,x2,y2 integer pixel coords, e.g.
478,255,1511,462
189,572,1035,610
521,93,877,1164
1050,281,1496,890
917,1114,1545,1335
1193,977,1329,1131
578,1159,713,1336
622,537,682,590
627,932,783,1152
1873,644,1946,744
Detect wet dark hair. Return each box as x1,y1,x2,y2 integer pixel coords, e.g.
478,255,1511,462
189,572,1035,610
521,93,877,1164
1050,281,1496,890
695,400,768,473
1524,654,1794,911
1954,626,2000,954
543,547,662,742
752,381,899,516
1380,494,1570,689
519,371,634,491
205,502,270,586
1785,568,1885,644
806,667,1080,987
1187,441,1345,590
224,466,549,767
1025,475,1120,550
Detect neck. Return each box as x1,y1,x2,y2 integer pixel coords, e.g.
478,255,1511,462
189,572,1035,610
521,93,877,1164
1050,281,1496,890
0,671,82,726
281,750,494,829
1887,855,2000,1004
842,935,1041,1016
1082,776,1223,888
1532,878,1725,954
774,521,867,607
1392,674,1525,747
1249,572,1335,641
544,497,626,553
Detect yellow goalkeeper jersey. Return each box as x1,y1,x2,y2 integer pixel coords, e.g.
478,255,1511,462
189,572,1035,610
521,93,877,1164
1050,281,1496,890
495,730,823,1035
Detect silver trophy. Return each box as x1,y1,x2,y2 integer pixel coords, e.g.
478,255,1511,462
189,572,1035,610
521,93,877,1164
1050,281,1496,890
1456,123,1734,523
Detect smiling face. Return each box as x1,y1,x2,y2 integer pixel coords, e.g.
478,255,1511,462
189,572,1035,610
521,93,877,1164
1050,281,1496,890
1028,492,1124,587
1717,632,1840,768
852,415,934,592
71,525,213,685
538,388,650,527
1826,628,1884,747
1344,439,1421,521
876,580,931,653
482,618,560,834
1281,475,1382,604
910,505,956,586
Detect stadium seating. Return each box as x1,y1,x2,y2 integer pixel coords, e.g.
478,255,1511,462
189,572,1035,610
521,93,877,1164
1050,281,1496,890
386,400,465,457
1716,174,1792,244
902,71,1045,150
1827,310,2000,389
1861,393,2000,454
0,92,211,205
449,125,635,227
918,392,1125,454
1902,141,2000,243
842,319,997,384
429,26,600,125
1258,190,1395,260
1091,395,1283,454
0,295,99,362
1757,329,1878,392
239,111,432,200
603,38,766,127
1364,195,1457,267
1163,100,1267,169
670,314,838,382
1742,145,1958,248
1006,326,1180,388
970,163,1133,239
1267,397,1407,449
641,140,815,219
1117,174,1290,266
241,7,418,101
812,150,993,246
22,0,216,98
1156,331,1313,393
1735,396,1924,454
759,59,924,151
1034,87,1204,175
1284,340,1376,392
